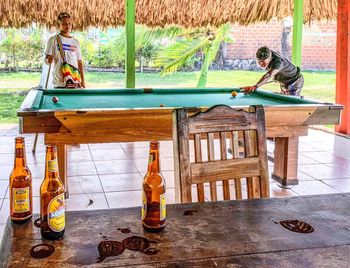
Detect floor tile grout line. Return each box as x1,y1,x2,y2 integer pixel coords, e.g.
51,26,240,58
319,180,345,193
87,144,111,209
289,180,343,195
0,197,4,210
1,185,9,207
322,177,350,180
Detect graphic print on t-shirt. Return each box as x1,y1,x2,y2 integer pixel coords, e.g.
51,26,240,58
57,43,78,52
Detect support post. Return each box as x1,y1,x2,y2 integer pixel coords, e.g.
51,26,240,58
125,0,135,88
272,137,299,186
292,0,303,67
336,0,350,134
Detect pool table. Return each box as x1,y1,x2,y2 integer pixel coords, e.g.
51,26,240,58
18,88,343,195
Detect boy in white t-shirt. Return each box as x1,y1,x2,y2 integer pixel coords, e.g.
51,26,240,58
45,12,86,88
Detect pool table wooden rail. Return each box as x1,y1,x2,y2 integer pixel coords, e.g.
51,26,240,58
19,104,341,142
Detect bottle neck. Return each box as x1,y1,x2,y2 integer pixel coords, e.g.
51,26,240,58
44,149,60,180
13,143,27,169
147,149,160,174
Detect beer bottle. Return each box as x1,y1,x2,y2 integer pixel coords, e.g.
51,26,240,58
142,141,166,232
9,137,33,224
40,145,65,240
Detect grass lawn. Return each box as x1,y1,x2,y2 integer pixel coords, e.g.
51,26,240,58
0,70,336,123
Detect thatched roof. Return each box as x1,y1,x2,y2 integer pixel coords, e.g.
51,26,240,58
0,0,337,30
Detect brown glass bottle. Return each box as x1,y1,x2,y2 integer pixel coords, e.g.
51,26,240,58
40,145,65,240
142,141,166,233
9,137,33,224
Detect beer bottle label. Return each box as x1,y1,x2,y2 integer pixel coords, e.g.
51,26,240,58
148,153,155,164
48,160,58,172
160,193,166,221
141,189,147,220
47,193,65,232
13,187,30,213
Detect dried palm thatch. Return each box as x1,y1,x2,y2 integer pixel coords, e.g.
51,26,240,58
0,0,337,30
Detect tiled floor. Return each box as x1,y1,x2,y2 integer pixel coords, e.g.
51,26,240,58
0,124,350,242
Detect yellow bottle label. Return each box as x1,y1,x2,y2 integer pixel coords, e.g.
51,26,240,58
141,189,147,220
48,160,58,172
13,187,30,213
48,193,65,232
148,153,154,164
160,193,166,221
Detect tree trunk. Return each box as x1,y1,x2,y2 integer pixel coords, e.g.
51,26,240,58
140,56,144,73
197,52,210,88
221,42,227,69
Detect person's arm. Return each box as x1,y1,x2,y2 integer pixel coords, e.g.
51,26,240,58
78,60,85,88
75,39,85,88
242,68,279,94
44,37,55,65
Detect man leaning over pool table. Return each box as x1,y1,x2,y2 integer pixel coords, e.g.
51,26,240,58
241,46,304,96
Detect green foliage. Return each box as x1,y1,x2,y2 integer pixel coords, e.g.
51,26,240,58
154,23,234,87
136,43,159,63
180,55,201,71
96,44,115,68
0,29,26,70
113,25,183,52
155,38,210,75
0,28,45,70
112,25,183,70
23,28,45,68
75,32,95,66
89,40,125,68
136,43,159,71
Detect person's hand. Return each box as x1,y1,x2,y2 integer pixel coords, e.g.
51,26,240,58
240,85,257,94
46,55,54,64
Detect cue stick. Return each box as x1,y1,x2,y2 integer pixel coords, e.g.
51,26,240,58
239,80,275,91
44,62,52,89
33,52,53,153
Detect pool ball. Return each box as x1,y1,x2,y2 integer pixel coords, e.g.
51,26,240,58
52,96,59,103
160,104,165,107
231,91,238,97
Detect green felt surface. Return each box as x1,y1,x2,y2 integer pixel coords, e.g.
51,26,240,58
32,88,318,111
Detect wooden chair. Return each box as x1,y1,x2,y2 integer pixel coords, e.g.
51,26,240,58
173,105,270,203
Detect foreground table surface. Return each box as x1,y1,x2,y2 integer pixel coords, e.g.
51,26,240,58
1,193,350,267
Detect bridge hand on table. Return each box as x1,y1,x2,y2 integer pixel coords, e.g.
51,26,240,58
240,86,257,94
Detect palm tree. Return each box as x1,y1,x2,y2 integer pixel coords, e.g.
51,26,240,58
154,23,233,87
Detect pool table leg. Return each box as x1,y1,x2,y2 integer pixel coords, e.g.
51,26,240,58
272,137,299,186
57,144,69,199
